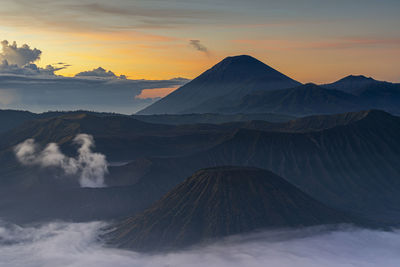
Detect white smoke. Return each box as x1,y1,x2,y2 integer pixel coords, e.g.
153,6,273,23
14,134,108,188
0,221,400,267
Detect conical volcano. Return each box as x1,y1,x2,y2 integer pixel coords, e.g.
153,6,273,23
107,166,352,251
137,55,301,114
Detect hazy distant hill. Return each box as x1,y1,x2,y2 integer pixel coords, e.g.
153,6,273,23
323,75,400,114
138,55,301,114
0,109,294,134
107,167,353,251
323,75,379,94
0,109,127,134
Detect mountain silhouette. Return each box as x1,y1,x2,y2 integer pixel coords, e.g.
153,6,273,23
323,75,379,94
138,55,301,114
107,167,353,251
323,76,400,114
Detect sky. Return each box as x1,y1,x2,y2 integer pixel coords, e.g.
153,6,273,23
0,0,399,84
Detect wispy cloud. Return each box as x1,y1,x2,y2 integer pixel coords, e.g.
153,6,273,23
0,0,220,32
189,40,208,53
306,37,400,49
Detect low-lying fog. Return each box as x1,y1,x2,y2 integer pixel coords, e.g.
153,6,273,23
1,220,399,267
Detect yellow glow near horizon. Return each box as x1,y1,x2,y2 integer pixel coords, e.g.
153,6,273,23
137,86,180,99
1,20,399,88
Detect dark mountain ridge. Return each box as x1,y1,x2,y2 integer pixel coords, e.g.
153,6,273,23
0,109,294,134
1,110,399,224
220,83,364,115
111,110,400,224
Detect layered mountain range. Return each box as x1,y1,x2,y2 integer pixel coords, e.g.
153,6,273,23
124,110,400,223
0,109,399,226
1,54,399,252
139,56,400,116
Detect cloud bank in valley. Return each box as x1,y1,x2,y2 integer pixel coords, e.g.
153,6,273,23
0,221,400,267
14,134,108,188
0,40,189,113
0,75,188,113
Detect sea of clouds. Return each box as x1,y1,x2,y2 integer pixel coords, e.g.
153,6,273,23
1,220,400,267
0,40,189,114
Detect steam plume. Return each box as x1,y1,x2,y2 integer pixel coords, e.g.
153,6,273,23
14,134,108,188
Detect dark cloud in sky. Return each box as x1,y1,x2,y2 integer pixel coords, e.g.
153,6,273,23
189,40,209,54
0,40,69,77
0,60,67,76
0,40,42,66
75,67,126,79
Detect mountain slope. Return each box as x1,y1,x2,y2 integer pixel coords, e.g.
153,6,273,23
119,110,400,223
132,112,294,125
107,167,352,251
138,55,301,114
0,112,235,163
0,109,130,134
221,83,364,115
1,110,399,224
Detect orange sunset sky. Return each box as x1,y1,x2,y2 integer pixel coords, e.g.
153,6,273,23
1,0,399,97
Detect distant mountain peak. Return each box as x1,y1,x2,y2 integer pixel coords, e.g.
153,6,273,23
323,75,380,94
221,54,258,61
340,75,376,82
217,55,264,66
138,55,301,115
206,55,288,78
303,82,320,87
